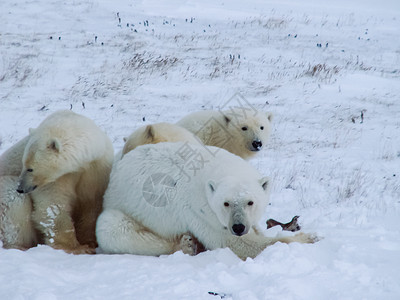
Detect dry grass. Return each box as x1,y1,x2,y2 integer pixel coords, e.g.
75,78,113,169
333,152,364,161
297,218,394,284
263,18,288,29
306,63,340,79
336,169,370,203
123,53,179,74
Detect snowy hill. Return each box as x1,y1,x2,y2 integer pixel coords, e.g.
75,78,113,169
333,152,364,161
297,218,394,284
1,0,400,299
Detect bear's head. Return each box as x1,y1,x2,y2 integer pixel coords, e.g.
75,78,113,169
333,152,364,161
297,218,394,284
17,130,74,194
223,109,273,156
205,176,270,236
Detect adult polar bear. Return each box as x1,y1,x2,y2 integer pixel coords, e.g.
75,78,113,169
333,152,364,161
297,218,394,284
0,110,114,254
177,108,273,159
96,142,316,259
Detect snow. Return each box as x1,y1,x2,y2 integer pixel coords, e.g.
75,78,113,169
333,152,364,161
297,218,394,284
1,0,400,299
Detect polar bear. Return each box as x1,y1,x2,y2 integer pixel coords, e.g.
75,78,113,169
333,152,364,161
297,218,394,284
0,176,37,250
96,142,316,259
115,122,199,160
2,110,114,254
177,108,273,159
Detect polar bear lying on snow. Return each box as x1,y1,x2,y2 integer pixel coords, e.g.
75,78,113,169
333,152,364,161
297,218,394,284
96,142,316,259
115,122,199,161
177,108,273,159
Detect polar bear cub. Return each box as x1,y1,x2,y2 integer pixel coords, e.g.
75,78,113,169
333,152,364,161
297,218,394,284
177,108,273,159
96,142,316,259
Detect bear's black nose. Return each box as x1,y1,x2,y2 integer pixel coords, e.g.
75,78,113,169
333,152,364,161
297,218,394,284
232,224,246,236
252,140,262,150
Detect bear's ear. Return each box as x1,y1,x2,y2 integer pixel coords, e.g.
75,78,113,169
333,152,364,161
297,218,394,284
144,125,155,142
260,176,270,193
48,138,61,152
206,180,217,195
266,112,273,122
28,128,36,135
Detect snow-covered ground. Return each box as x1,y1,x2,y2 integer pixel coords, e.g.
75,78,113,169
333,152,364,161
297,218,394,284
1,0,400,299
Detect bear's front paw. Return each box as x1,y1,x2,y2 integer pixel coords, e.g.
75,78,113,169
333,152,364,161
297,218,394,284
54,244,96,255
180,234,198,255
294,232,321,244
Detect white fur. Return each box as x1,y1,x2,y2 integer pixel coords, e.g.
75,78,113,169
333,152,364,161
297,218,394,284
114,122,199,161
96,142,315,259
177,108,273,159
1,110,114,253
0,176,37,250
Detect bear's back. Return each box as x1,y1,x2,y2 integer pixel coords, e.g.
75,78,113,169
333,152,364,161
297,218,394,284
103,142,263,238
122,122,199,157
104,142,209,236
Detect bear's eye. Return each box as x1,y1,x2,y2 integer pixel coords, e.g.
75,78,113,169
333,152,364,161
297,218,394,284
241,126,248,131
27,168,33,172
224,202,230,207
260,126,264,130
248,201,254,206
